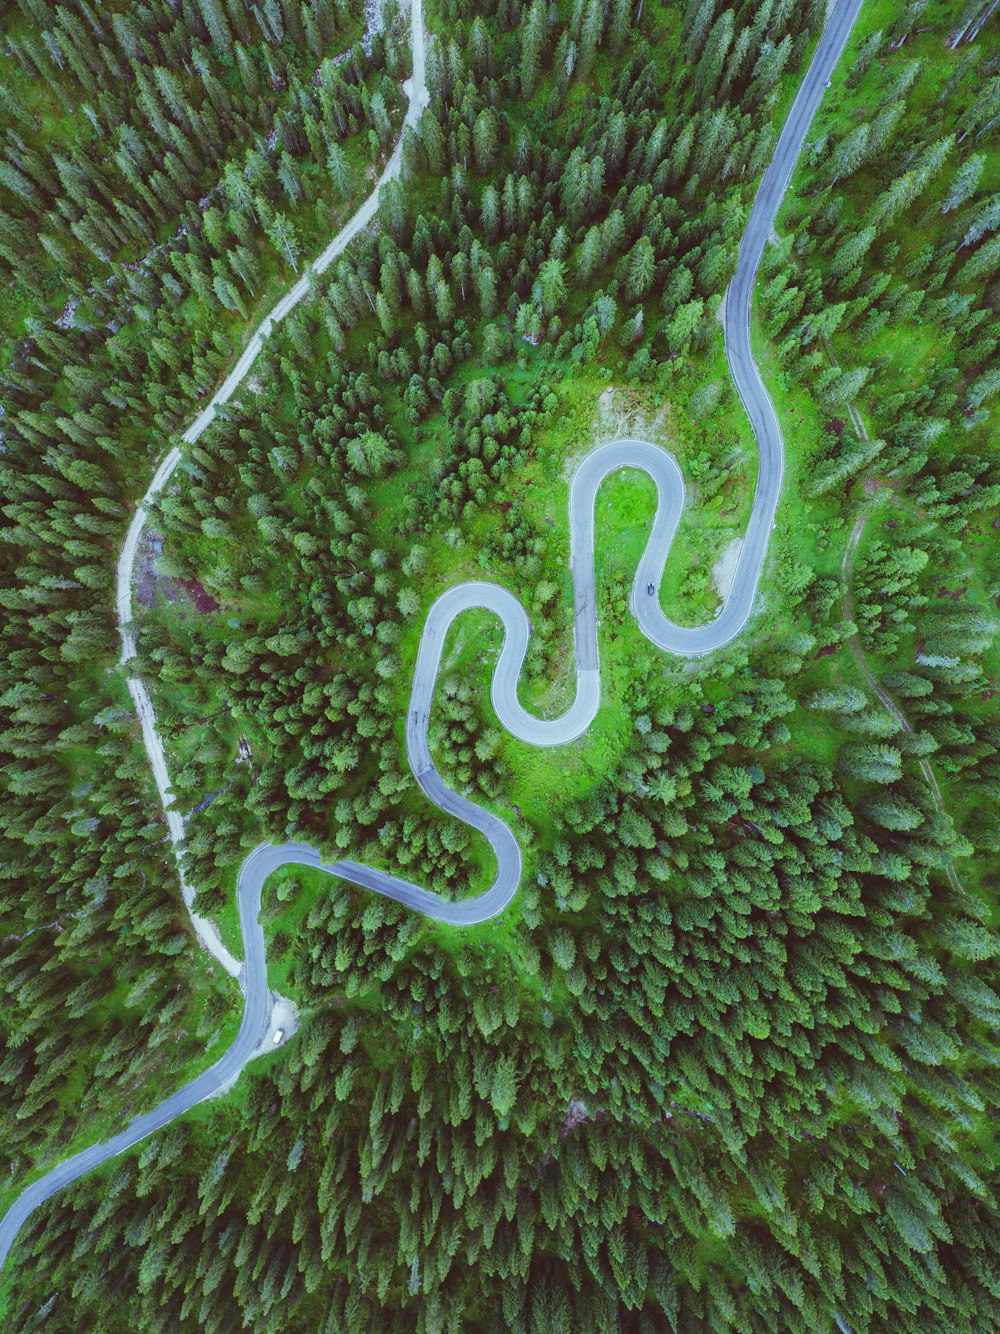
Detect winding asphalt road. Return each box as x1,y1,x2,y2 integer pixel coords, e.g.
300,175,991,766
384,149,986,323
0,0,864,1280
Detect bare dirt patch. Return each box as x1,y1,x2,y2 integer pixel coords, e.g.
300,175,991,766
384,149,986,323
562,384,672,483
594,384,669,447
135,530,220,615
712,537,742,600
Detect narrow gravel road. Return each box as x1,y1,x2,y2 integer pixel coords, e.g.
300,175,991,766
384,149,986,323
0,0,864,1279
0,0,429,1276
114,0,430,978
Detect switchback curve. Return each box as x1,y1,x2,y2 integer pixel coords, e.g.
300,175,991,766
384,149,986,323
0,0,864,1281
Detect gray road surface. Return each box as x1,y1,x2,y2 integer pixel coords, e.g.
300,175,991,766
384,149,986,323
0,0,864,1279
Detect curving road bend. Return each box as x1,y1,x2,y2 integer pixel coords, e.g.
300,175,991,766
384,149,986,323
113,0,430,979
0,0,863,1280
0,0,429,1276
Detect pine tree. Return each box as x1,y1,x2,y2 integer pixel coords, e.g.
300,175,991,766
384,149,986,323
472,109,499,175
520,1,547,99
828,224,876,281
685,0,718,64
825,124,871,185
695,10,733,100
199,0,234,53
941,153,985,213
537,257,566,316
847,30,883,88
265,212,300,271
346,432,392,476
622,235,655,300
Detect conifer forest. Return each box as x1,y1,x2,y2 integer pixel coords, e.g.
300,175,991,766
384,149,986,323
0,0,998,1330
